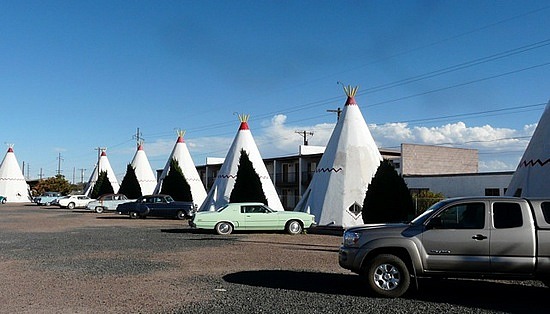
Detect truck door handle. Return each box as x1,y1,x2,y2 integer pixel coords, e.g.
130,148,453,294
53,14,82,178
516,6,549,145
472,234,487,240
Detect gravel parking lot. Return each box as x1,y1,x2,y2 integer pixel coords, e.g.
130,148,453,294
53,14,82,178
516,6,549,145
0,203,547,314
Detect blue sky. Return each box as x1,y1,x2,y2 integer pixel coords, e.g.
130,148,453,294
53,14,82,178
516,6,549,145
1,0,549,182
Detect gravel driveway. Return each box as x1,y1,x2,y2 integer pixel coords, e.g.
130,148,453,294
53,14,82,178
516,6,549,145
0,203,547,313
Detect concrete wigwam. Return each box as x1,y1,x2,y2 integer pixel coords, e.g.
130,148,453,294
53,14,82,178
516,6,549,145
294,86,382,227
0,146,31,202
506,101,550,197
198,114,284,212
84,149,120,196
154,130,207,208
130,142,157,195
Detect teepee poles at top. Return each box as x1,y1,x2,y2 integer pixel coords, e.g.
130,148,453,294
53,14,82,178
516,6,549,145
238,114,250,123
343,85,358,98
176,129,186,138
175,129,186,143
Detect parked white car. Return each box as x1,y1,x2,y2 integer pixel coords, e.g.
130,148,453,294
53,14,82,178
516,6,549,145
57,195,95,210
86,193,134,213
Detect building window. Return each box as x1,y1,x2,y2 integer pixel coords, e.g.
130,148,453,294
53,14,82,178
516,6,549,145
485,188,500,196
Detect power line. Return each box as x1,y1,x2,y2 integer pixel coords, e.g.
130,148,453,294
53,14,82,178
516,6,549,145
391,103,546,125
361,38,550,95
365,62,550,109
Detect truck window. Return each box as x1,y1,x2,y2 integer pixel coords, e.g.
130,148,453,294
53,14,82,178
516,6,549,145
542,202,550,223
436,202,485,229
493,202,522,229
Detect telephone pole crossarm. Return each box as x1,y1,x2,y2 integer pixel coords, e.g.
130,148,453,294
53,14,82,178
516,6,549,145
295,130,314,146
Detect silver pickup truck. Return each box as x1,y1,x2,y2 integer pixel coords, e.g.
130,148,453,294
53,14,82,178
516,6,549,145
339,196,550,297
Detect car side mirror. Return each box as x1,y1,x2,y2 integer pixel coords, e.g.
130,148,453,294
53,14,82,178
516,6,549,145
427,217,442,229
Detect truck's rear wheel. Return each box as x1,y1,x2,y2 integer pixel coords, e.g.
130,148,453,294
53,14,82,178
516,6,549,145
366,254,410,298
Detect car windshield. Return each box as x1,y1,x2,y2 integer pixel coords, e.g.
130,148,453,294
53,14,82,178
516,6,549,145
165,196,174,202
410,199,454,225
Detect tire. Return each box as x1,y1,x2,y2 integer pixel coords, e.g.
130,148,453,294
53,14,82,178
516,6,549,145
129,211,139,219
67,202,75,210
45,202,50,206
176,211,186,220
285,220,303,235
95,207,104,214
365,254,410,298
215,222,233,235
1,199,6,204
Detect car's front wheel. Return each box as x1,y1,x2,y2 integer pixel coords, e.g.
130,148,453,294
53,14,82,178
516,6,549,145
95,206,104,214
365,254,410,298
215,222,233,235
285,220,303,235
67,202,75,210
1,199,6,204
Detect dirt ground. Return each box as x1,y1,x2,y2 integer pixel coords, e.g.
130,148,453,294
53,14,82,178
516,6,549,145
0,203,345,313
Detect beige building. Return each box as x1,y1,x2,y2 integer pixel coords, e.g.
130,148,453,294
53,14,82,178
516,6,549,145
400,143,478,175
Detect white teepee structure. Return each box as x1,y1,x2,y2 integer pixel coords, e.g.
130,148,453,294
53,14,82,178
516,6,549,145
154,131,207,207
0,146,31,202
294,86,382,227
198,115,284,212
84,149,120,196
506,101,550,197
130,143,157,195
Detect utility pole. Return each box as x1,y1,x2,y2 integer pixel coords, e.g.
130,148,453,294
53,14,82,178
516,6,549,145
79,168,87,183
94,147,106,168
133,128,144,146
27,163,30,180
327,107,342,121
295,130,314,146
56,153,63,176
38,168,43,180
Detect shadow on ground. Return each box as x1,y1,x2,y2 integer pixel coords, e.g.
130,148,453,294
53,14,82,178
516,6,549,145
224,270,367,296
223,270,548,312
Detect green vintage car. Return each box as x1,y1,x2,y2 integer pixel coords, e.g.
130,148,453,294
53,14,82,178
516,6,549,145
190,202,316,235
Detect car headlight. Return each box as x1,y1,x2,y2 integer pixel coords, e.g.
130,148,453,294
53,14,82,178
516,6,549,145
343,231,361,247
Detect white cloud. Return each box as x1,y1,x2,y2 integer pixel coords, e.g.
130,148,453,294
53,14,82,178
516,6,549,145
254,115,535,172
479,159,517,172
173,114,536,172
255,114,334,157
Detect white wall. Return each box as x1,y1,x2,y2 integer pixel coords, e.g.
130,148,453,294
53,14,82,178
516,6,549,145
404,172,514,197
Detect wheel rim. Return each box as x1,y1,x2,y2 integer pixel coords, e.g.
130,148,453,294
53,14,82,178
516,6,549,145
289,221,301,233
218,223,230,234
373,263,401,291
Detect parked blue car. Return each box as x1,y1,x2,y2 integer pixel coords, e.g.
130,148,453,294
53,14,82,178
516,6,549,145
34,192,62,206
116,194,196,220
